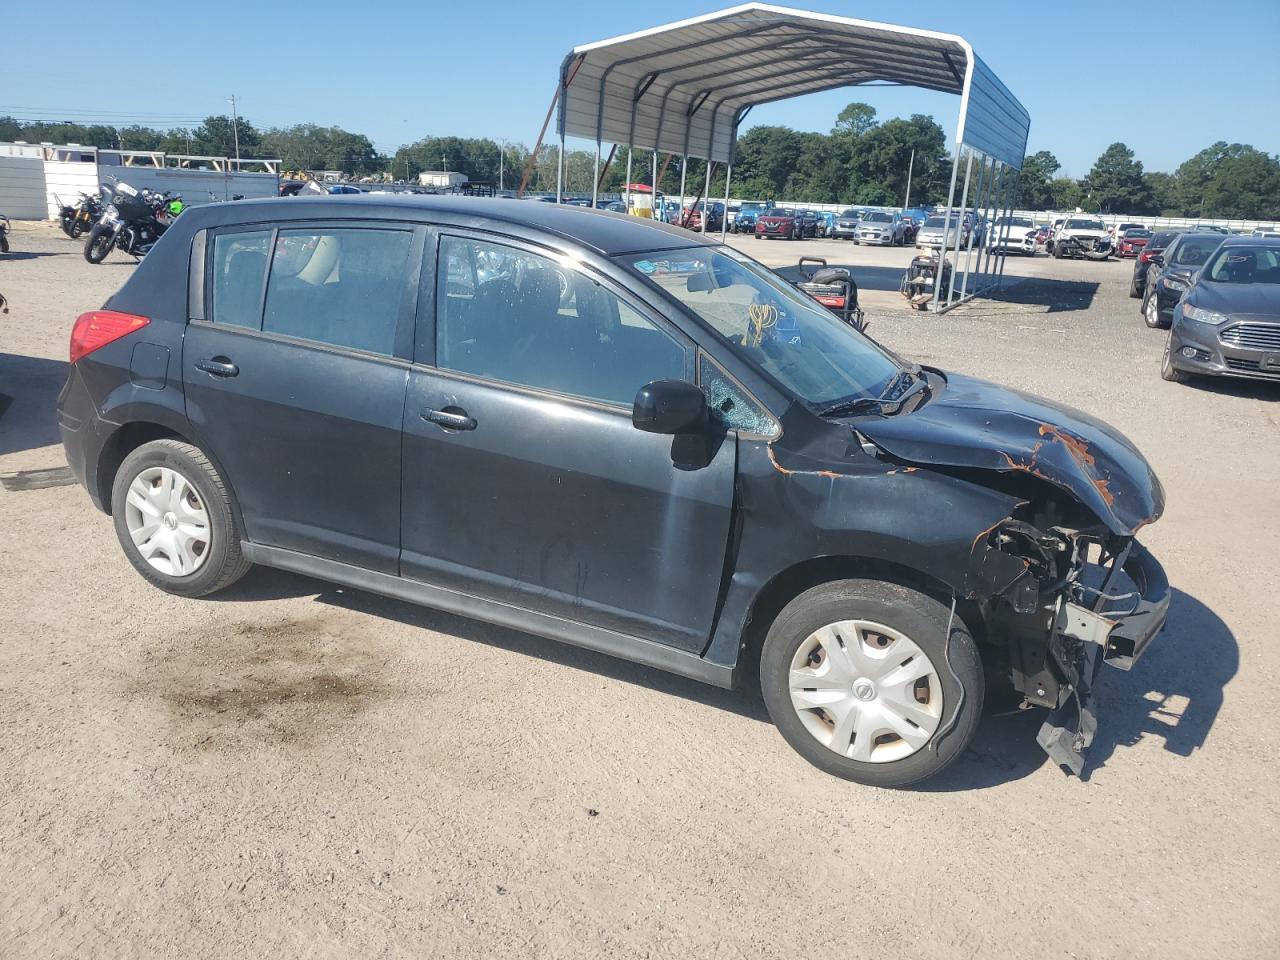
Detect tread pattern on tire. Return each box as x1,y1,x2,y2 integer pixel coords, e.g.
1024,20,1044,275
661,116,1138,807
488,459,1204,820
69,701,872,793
113,438,252,596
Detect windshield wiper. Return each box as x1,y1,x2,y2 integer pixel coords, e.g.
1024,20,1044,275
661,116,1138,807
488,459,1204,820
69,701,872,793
820,369,930,419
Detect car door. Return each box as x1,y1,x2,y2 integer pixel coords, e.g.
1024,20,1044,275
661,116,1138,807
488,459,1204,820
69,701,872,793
400,232,736,653
184,221,423,573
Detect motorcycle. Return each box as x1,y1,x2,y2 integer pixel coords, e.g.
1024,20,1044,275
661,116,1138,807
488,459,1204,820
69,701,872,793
82,181,181,264
0,214,10,253
57,193,103,239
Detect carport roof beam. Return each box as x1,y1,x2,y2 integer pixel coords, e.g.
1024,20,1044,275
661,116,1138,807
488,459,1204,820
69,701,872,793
557,2,1029,170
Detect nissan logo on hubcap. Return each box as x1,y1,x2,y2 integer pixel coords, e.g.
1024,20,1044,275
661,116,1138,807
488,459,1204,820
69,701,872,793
853,679,876,701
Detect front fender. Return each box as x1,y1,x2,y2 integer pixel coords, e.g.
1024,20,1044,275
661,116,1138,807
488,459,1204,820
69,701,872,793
703,439,1028,674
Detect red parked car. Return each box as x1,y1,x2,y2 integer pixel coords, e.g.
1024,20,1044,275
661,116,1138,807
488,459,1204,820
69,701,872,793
755,207,817,240
1117,227,1154,258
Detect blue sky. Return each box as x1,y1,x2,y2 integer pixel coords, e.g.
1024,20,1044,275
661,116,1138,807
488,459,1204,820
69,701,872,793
5,0,1278,176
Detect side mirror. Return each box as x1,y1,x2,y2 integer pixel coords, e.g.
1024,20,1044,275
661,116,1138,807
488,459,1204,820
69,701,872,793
1150,254,1165,267
633,380,708,434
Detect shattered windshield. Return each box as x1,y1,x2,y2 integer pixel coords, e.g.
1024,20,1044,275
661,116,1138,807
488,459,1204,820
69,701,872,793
622,247,900,407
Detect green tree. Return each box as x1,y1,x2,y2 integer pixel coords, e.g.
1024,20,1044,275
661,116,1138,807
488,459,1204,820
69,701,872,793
832,102,877,138
850,114,949,206
1016,150,1060,209
260,124,382,176
1144,171,1179,215
1047,177,1084,210
1173,142,1280,219
189,115,261,158
1083,142,1154,214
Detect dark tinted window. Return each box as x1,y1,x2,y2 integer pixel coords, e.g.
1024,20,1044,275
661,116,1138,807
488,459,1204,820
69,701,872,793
262,228,412,356
1149,231,1179,250
211,230,271,329
1169,235,1222,267
436,236,686,407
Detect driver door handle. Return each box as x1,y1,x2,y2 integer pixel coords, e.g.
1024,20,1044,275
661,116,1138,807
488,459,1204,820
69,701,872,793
194,357,239,378
421,406,477,431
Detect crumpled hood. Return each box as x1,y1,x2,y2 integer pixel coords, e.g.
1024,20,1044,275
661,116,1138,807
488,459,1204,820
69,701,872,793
856,373,1165,535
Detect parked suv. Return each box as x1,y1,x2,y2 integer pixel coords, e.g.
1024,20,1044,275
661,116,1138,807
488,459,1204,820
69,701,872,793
59,196,1169,786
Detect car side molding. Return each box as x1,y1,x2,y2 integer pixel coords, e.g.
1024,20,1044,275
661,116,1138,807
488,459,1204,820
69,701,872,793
240,543,736,688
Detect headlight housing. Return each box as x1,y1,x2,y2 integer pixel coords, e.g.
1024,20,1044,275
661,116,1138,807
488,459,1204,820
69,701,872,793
1163,276,1188,292
1183,304,1229,326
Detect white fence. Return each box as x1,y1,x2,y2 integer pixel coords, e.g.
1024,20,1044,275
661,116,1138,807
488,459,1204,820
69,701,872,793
0,143,281,220
0,156,48,219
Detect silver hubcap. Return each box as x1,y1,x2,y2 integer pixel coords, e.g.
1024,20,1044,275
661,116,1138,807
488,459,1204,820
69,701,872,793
1146,296,1158,324
124,466,210,577
789,620,943,763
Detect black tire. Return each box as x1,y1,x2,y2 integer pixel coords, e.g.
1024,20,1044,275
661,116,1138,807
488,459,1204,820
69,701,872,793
110,439,252,598
84,225,115,264
1129,274,1141,298
1142,289,1167,328
760,578,983,788
1160,333,1189,383
70,220,86,240
0,236,8,254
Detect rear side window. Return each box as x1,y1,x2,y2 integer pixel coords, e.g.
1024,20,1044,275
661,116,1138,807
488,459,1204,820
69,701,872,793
211,231,271,329
262,228,412,356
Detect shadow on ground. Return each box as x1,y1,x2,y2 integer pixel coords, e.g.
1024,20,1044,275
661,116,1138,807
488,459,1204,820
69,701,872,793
0,353,69,457
1085,587,1235,773
979,276,1102,313
212,569,1236,791
1,251,66,261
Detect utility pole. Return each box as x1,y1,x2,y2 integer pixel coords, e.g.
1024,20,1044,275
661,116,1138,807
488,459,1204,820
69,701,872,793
499,141,504,191
227,94,241,162
903,147,915,209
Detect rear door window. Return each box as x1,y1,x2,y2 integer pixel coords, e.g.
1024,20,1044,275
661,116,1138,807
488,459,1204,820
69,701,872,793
262,227,414,356
211,230,271,329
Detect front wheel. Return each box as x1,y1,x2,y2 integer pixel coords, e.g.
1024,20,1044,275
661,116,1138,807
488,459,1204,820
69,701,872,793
760,578,983,788
110,439,252,597
1161,332,1189,383
1143,290,1166,329
83,225,115,264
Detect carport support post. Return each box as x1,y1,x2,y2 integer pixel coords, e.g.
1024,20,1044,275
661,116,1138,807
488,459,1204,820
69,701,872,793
591,140,602,207
701,161,712,235
678,154,688,223
959,155,987,302
651,150,659,219
998,169,1020,287
721,164,732,241
945,151,974,306
555,127,566,204
624,148,633,212
934,147,964,313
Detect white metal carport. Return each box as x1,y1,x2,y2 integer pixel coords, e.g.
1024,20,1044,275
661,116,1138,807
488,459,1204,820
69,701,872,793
542,3,1030,311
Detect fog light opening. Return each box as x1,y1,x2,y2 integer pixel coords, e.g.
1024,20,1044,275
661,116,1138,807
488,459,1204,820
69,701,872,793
1180,346,1197,359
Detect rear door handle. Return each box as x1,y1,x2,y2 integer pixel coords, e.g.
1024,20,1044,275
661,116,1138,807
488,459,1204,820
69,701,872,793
194,357,239,378
421,406,476,431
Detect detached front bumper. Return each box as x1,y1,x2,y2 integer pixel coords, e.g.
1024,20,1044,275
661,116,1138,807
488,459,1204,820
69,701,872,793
1037,542,1170,775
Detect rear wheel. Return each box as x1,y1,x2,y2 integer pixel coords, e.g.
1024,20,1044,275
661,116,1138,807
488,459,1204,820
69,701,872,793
110,439,252,598
760,578,983,788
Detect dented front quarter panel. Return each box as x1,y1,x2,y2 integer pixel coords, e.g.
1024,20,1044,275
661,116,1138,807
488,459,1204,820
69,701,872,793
703,415,1032,670
853,373,1165,535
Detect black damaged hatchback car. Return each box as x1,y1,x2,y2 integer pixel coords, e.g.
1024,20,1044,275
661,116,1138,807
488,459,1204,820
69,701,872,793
59,196,1169,786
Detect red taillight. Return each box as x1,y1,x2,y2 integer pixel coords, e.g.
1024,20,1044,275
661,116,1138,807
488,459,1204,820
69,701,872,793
1138,251,1154,262
69,310,150,364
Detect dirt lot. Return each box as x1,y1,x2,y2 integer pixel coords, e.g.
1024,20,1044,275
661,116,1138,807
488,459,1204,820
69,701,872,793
2,219,1278,959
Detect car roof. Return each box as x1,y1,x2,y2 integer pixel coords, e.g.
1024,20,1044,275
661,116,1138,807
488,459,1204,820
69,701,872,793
186,194,715,257
1220,234,1280,248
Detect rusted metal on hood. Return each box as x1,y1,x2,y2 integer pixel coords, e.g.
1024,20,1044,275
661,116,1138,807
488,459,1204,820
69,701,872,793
767,444,853,480
855,373,1164,536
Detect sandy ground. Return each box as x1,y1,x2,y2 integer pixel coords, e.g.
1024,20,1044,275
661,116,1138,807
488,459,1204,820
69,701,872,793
1,219,1278,959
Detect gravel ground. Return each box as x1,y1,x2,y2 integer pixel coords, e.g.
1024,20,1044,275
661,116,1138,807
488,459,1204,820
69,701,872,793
2,219,1278,959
